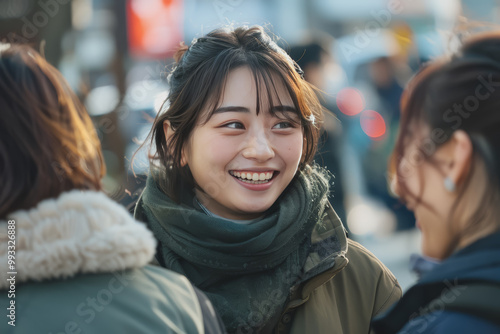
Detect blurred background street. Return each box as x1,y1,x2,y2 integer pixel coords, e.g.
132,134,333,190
2,0,500,291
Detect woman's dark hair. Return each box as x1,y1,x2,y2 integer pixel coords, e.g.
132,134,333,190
391,31,500,256
148,26,324,202
0,44,105,219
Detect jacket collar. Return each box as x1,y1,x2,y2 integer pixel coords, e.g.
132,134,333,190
298,202,348,297
371,232,500,334
0,190,156,289
419,231,500,285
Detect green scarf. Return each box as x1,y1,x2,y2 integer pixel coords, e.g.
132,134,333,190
135,166,331,333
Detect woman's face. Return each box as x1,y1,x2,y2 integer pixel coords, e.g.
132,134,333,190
396,131,457,260
182,66,304,220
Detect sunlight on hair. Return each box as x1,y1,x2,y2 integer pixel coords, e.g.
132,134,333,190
307,113,316,125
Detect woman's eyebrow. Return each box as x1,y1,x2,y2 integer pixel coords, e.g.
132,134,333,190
212,105,297,114
213,106,250,114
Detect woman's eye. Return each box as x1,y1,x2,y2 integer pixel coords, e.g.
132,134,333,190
273,122,293,129
223,122,245,129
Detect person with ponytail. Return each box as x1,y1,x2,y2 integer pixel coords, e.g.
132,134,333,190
371,31,500,333
135,25,401,333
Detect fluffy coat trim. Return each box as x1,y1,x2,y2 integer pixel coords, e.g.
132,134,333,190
0,190,156,289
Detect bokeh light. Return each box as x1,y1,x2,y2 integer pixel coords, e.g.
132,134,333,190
360,110,386,139
336,87,365,116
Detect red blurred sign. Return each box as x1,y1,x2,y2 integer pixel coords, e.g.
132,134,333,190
126,0,183,58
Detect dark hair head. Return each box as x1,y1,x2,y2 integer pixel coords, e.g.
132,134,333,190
149,26,324,201
0,44,105,218
391,31,500,255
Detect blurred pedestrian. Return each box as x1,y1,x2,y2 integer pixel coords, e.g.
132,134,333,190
371,31,500,333
0,44,225,334
364,56,416,230
289,41,347,225
135,25,401,334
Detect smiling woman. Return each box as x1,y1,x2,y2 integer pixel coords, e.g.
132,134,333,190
371,31,500,333
135,25,402,334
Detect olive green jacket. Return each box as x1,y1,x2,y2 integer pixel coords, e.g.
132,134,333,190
273,203,402,334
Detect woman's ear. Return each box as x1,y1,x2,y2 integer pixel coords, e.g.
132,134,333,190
163,120,188,167
448,130,473,187
180,150,187,167
163,120,172,142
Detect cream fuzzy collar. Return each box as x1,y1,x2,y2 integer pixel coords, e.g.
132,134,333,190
0,190,156,289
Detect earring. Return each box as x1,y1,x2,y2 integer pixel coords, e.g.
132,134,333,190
444,176,456,192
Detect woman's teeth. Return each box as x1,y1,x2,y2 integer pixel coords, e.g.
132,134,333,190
229,171,274,184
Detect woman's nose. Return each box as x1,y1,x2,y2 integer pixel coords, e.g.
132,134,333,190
241,133,275,162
